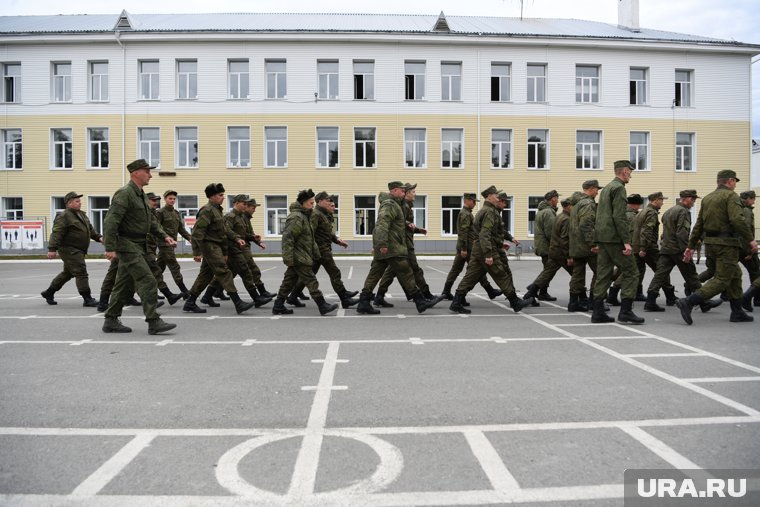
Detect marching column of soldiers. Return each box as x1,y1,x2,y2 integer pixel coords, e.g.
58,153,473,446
42,158,759,334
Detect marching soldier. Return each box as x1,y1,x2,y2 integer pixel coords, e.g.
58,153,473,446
547,197,575,278
523,189,562,303
568,180,602,312
41,191,102,307
607,193,643,306
242,197,274,299
676,170,758,324
101,159,176,335
147,193,183,305
156,190,192,298
738,190,760,311
633,192,672,304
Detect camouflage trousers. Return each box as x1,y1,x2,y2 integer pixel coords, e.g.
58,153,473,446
157,245,185,287
277,263,323,299
101,251,165,299
378,249,428,293
146,250,168,290
292,250,347,295
444,251,494,291
648,252,701,294
105,251,160,322
532,255,571,289
189,243,238,296
455,252,515,297
593,243,637,301
697,245,743,300
614,249,671,290
362,256,418,296
50,247,91,293
740,253,760,286
227,252,257,292
569,255,597,296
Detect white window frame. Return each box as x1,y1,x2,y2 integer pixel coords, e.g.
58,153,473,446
353,195,376,237
331,195,341,235
265,195,288,236
491,129,512,169
317,60,339,100
354,127,376,168
527,64,546,103
228,60,249,100
2,128,22,170
527,195,543,237
441,62,462,101
404,128,426,168
675,69,693,107
175,127,199,168
441,128,463,168
491,63,511,102
176,195,199,219
51,196,66,220
87,127,109,169
138,127,160,169
501,196,514,239
139,60,159,100
353,60,374,100
1,197,23,220
52,62,71,103
176,60,197,100
527,129,549,170
441,196,462,237
50,128,73,170
675,132,695,172
89,61,108,102
575,130,602,170
412,194,427,233
265,60,287,100
575,65,600,103
316,126,339,168
404,61,426,101
629,131,650,171
88,196,110,235
265,126,288,168
2,63,21,103
629,67,647,105
227,126,251,168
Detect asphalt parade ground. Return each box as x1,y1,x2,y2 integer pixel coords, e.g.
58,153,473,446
0,257,759,506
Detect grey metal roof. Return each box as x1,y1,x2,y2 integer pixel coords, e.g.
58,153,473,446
0,12,752,47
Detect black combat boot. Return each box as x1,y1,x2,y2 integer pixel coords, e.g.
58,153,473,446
40,287,58,305
200,287,220,307
618,299,645,324
606,286,621,306
537,287,557,301
754,291,760,308
635,285,647,302
213,286,230,300
462,296,471,306
523,284,539,301
644,292,665,312
578,291,590,312
699,298,723,313
412,290,440,314
256,283,273,299
344,289,359,298
337,289,359,309
373,289,394,308
160,287,183,306
684,283,692,297
356,291,381,314
247,286,273,308
314,295,339,315
182,293,207,313
591,299,615,323
229,292,255,314
484,284,503,300
741,287,758,312
567,293,584,312
178,282,190,300
449,293,471,314
296,289,310,301
272,296,294,315
286,288,306,307
663,286,678,306
102,317,132,333
440,281,454,301
96,292,110,312
507,292,533,313
148,318,177,335
422,286,437,301
80,290,98,307
729,299,754,323
675,293,704,325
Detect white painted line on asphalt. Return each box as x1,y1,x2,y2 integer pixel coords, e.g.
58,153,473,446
588,336,656,340
205,315,219,320
155,339,173,347
463,430,521,492
683,376,760,383
347,265,353,279
312,359,349,363
648,335,760,375
70,433,156,497
477,294,579,340
619,426,703,470
69,339,92,346
19,315,36,319
490,336,507,343
409,337,424,345
301,385,348,391
337,306,346,317
424,265,448,275
625,352,705,358
241,339,256,346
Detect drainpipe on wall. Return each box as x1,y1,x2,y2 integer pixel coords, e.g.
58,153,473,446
115,31,126,186
476,49,481,208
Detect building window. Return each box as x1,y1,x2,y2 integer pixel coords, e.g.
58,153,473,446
176,195,198,218
441,62,461,101
527,129,548,169
354,195,376,236
265,127,287,167
139,60,159,100
52,62,71,102
405,61,425,100
576,130,601,170
2,197,23,220
88,197,110,235
177,60,197,99
575,65,599,103
317,127,339,168
441,128,463,168
50,128,73,169
228,60,249,99
51,196,66,218
265,195,288,236
630,132,649,171
629,68,647,105
354,127,376,168
501,196,513,238
353,61,374,100
87,128,109,169
228,126,250,168
318,60,339,100
675,69,693,107
2,129,22,170
491,129,512,169
266,60,287,99
527,196,543,236
176,127,198,168
331,195,341,235
441,196,462,236
527,64,546,102
491,63,510,102
138,127,160,168
3,63,21,103
412,195,427,230
675,132,695,172
89,61,108,102
404,128,426,168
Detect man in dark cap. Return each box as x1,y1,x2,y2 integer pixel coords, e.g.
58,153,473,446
41,191,102,307
356,181,441,314
737,190,760,310
156,189,193,298
547,197,575,279
182,183,256,315
607,193,643,306
632,191,674,310
242,197,274,299
441,192,502,302
522,189,561,303
676,170,757,324
101,159,176,334
592,160,644,324
145,193,183,305
568,179,602,312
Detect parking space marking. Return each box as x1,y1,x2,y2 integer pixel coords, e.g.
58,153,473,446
625,352,705,358
683,376,760,383
463,430,521,492
619,426,702,470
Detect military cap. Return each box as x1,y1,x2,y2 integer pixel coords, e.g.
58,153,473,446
544,189,560,200
232,194,250,203
463,192,479,202
560,198,573,208
204,183,225,198
497,191,509,202
245,197,260,207
569,191,586,205
329,194,339,203
146,192,160,201
481,185,502,198
717,169,740,182
582,179,602,190
163,189,178,198
403,182,417,191
679,189,699,199
127,158,155,173
627,193,644,205
314,191,332,203
647,191,668,201
297,188,315,204
64,191,83,203
614,160,635,170
740,190,756,200
388,181,405,191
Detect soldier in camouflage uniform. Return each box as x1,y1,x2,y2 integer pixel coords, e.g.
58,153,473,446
156,190,192,298
568,180,602,312
607,193,643,306
101,159,176,335
737,190,760,311
41,191,102,307
146,193,183,305
523,190,562,303
272,189,338,316
450,186,534,314
441,192,502,303
288,191,359,309
356,181,441,315
547,197,575,277
676,170,758,324
182,183,255,315
242,197,274,298
633,192,672,304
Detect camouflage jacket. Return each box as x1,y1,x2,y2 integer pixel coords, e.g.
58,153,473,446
48,208,101,252
373,192,407,260
742,204,756,256
660,203,692,255
192,201,239,256
471,201,505,260
156,205,192,243
147,208,162,251
456,206,475,253
569,195,597,258
312,204,340,254
104,181,166,254
281,201,320,267
224,208,253,257
548,209,571,263
633,204,660,252
533,200,557,257
595,177,630,245
689,185,753,250
403,200,423,250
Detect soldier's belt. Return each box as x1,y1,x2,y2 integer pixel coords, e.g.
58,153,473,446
119,231,147,240
704,231,732,238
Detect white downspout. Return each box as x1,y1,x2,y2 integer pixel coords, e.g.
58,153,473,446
115,31,126,186
476,49,481,207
